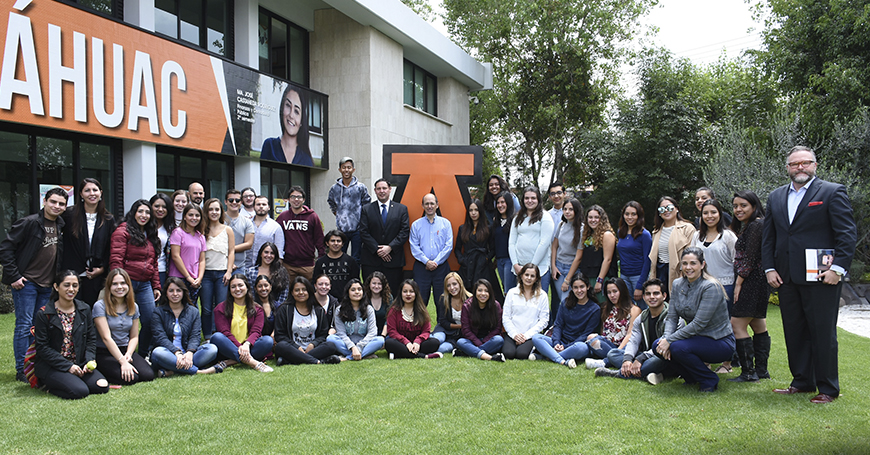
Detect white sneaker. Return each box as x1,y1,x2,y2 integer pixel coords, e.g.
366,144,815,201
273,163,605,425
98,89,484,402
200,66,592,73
528,353,537,361
585,358,606,369
566,359,577,369
646,373,664,385
389,353,395,360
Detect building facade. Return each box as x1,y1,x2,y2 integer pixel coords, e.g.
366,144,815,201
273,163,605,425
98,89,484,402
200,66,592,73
0,0,491,235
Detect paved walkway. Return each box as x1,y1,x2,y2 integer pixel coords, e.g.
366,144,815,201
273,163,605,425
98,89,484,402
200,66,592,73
838,303,870,339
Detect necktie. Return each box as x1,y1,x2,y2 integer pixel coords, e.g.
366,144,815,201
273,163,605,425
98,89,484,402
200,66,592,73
381,204,388,224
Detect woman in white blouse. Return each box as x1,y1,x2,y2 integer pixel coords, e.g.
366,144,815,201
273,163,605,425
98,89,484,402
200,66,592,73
502,263,550,360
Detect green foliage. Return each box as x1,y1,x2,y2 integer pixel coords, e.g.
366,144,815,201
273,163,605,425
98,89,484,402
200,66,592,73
400,0,436,22
442,0,656,187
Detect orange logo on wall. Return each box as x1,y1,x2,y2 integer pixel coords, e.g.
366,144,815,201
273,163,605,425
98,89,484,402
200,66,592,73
0,0,226,151
384,145,483,271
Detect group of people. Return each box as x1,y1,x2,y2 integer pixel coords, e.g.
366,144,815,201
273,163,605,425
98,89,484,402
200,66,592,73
2,147,855,404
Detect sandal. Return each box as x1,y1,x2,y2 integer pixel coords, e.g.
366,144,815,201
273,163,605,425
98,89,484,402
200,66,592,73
713,364,733,374
255,362,274,373
213,361,228,374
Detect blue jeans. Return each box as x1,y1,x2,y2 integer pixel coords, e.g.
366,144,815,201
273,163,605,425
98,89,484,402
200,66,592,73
587,335,618,365
621,273,646,310
723,284,735,316
496,258,516,294
12,281,52,372
198,269,228,339
553,260,572,305
210,332,274,362
159,271,167,292
615,356,669,379
130,280,156,357
654,335,735,390
430,330,457,353
606,348,625,368
456,336,505,358
151,344,219,374
413,261,450,308
531,334,590,364
340,230,362,264
326,334,385,359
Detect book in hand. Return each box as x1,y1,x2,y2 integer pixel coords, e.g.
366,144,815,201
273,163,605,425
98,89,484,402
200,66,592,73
806,248,835,281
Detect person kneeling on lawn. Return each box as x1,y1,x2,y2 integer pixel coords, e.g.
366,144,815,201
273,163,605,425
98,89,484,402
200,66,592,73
594,278,682,384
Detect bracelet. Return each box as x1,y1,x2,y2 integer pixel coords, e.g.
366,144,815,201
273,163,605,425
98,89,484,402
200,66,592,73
596,277,604,284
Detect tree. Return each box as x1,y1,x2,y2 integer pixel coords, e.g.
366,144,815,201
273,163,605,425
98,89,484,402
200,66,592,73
441,0,656,188
400,0,436,22
756,0,870,142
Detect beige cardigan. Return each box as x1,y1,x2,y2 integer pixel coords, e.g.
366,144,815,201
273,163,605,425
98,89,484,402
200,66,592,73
648,220,697,292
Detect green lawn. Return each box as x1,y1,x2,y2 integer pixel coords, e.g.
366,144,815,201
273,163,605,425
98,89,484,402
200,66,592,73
1,305,868,454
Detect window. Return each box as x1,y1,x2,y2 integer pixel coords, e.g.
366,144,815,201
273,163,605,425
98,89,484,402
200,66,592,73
155,0,232,57
403,60,437,116
156,148,232,201
61,0,120,18
258,8,309,86
0,126,119,237
260,162,307,217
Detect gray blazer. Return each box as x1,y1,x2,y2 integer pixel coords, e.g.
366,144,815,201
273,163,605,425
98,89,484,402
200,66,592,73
664,276,733,342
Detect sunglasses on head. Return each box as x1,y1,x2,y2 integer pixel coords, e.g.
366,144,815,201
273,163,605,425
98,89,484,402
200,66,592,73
657,205,675,214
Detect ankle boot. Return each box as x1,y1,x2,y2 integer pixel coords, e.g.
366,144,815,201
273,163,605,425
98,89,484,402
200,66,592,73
728,337,759,382
753,331,771,379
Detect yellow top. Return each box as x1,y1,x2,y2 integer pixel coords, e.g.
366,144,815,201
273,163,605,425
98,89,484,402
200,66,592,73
230,303,248,343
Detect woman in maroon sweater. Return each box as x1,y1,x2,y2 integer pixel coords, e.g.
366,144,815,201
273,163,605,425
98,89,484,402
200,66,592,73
385,280,442,359
110,199,161,357
456,279,505,362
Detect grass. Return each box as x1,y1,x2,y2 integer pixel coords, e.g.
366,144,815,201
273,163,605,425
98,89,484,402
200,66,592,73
1,305,869,454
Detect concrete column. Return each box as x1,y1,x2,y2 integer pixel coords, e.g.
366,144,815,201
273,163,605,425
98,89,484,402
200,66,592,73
234,0,259,68
122,141,157,210
123,0,155,31
234,157,260,194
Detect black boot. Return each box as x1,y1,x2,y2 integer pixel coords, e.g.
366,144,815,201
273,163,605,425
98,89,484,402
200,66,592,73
753,331,771,379
728,337,759,382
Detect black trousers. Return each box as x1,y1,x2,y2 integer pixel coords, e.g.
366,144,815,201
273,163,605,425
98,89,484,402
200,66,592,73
95,346,155,385
502,337,535,360
274,341,337,365
39,368,108,400
384,337,440,358
778,282,841,395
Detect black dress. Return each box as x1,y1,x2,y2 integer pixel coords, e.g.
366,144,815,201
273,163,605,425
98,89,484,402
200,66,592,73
733,218,768,318
60,208,115,306
454,225,504,303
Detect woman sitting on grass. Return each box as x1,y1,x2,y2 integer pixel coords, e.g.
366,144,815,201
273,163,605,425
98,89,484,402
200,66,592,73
93,268,155,385
502,263,549,360
455,279,505,362
150,277,219,376
33,271,109,399
273,277,341,365
365,271,392,337
314,274,338,335
432,272,472,354
327,279,385,361
244,242,290,308
584,277,641,369
530,273,600,368
385,280,442,359
253,275,277,339
654,247,734,392
204,274,274,373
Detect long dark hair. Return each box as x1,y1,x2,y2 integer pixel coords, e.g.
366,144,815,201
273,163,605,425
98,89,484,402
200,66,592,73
69,178,112,239
559,198,584,249
225,274,258,319
653,196,687,233
253,275,274,313
150,192,175,232
617,201,645,240
495,191,515,234
468,279,500,334
391,279,429,327
730,190,765,234
338,278,370,323
364,271,392,303
124,199,160,256
255,242,289,296
290,276,317,313
514,186,543,227
698,199,726,240
601,277,632,326
564,272,599,310
157,277,193,306
483,174,511,215
279,85,312,164
49,270,80,303
460,198,490,244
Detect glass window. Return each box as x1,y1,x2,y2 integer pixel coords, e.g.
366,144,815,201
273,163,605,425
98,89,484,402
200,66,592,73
0,132,31,237
155,0,178,38
179,1,202,46
178,155,203,191
155,147,231,201
260,162,309,213
259,8,309,86
36,138,74,192
206,158,228,203
156,152,176,194
206,0,227,55
79,143,114,213
403,60,437,116
63,0,117,17
155,0,230,57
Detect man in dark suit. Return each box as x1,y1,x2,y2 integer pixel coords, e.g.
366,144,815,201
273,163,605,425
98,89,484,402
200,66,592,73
359,178,410,295
762,146,857,404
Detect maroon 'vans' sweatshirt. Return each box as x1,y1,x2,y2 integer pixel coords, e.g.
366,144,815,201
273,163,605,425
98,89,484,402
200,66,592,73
276,206,325,267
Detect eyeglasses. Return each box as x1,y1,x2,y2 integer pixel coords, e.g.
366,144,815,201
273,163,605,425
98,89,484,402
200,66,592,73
787,160,816,169
289,195,304,200
657,205,675,214
226,198,241,203
549,191,564,197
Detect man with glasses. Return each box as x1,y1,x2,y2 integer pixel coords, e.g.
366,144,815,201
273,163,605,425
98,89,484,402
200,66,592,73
225,189,255,271
240,187,257,220
277,186,325,281
410,193,453,310
763,146,856,404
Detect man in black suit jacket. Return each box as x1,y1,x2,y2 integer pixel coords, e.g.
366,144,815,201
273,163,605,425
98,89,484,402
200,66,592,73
762,146,857,403
359,178,410,295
